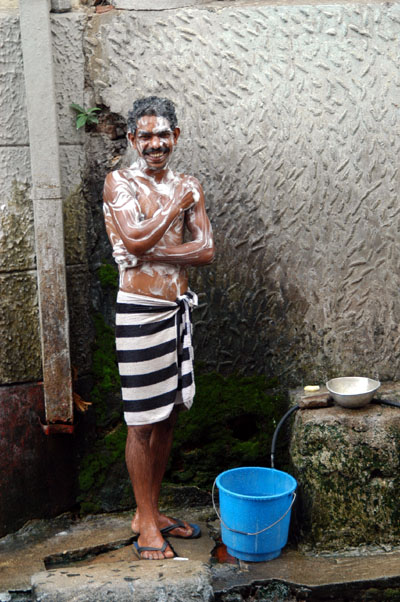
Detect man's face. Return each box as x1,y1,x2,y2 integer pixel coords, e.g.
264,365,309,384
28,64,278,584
128,115,180,172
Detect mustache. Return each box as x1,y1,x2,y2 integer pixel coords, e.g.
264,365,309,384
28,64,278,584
143,147,169,156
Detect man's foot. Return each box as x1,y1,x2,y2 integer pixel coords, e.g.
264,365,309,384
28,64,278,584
131,514,140,535
161,518,201,539
131,513,200,539
133,539,177,560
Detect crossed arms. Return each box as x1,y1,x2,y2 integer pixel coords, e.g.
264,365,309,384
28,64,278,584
103,171,215,267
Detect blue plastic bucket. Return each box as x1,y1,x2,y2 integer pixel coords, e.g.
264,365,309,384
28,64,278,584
215,466,297,562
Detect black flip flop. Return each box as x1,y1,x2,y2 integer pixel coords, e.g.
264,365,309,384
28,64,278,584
132,539,177,560
160,519,201,539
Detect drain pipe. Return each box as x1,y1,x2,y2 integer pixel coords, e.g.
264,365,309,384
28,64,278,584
19,0,73,434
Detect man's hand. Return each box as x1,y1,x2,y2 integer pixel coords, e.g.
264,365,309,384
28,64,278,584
104,171,183,256
176,178,200,213
142,178,214,267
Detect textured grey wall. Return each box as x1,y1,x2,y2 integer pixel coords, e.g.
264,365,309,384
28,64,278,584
2,2,400,387
87,3,400,384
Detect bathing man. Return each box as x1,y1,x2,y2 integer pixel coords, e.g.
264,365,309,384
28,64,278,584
103,97,215,560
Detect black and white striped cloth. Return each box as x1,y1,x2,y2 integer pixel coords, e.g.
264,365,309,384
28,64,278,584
115,290,198,425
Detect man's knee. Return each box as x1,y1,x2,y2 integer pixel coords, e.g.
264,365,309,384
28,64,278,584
127,411,177,441
158,408,179,433
127,423,154,443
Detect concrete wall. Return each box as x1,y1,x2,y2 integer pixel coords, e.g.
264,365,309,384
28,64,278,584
0,6,89,535
0,9,90,384
0,0,83,8
87,1,400,384
1,0,400,534
1,1,398,406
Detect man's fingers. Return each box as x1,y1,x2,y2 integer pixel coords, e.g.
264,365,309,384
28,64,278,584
180,190,195,210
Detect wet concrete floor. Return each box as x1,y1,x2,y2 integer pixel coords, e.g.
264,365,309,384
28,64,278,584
1,507,400,600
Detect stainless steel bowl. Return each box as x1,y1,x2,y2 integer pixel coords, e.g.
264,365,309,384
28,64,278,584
326,377,381,408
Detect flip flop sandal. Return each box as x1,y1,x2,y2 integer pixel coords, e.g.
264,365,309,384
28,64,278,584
133,539,177,560
131,520,201,539
160,519,201,539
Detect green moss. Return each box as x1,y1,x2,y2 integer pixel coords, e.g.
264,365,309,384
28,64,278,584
384,590,400,601
90,312,121,427
97,262,118,290
77,423,127,507
253,583,292,601
80,264,289,513
77,262,124,512
363,589,381,601
291,414,400,549
78,368,288,513
88,261,120,427
166,372,288,489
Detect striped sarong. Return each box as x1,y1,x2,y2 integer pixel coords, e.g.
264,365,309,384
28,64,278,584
116,290,198,425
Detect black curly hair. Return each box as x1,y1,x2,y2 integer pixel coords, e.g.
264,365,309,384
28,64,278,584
127,96,178,134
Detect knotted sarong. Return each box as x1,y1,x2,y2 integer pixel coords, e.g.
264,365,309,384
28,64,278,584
115,290,198,425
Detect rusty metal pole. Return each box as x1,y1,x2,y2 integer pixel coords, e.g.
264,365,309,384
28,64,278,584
19,0,74,432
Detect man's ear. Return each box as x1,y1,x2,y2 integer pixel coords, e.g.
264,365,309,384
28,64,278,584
127,132,136,149
173,128,180,144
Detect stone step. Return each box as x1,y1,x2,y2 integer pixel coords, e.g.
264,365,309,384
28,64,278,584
2,510,400,601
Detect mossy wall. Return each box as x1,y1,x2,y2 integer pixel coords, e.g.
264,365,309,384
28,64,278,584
78,366,289,512
0,181,41,383
290,401,400,551
168,372,288,489
77,269,290,513
4,3,400,541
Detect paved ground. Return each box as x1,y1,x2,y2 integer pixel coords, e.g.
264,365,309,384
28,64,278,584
1,507,400,600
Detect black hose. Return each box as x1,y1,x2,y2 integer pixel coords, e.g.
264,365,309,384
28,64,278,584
270,405,299,468
373,398,400,409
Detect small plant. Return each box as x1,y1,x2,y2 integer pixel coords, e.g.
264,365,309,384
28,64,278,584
70,102,101,130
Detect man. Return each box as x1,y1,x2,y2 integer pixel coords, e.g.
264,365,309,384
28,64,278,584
103,96,215,560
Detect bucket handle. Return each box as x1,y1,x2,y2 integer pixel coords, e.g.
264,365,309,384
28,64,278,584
212,479,296,536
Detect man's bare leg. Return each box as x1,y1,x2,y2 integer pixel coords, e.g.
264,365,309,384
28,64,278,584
126,423,175,559
131,408,195,538
150,410,196,537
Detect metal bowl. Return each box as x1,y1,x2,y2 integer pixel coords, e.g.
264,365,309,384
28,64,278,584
326,377,381,408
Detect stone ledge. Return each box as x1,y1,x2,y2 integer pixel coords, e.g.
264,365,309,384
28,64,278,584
31,561,213,602
290,383,400,551
3,509,400,601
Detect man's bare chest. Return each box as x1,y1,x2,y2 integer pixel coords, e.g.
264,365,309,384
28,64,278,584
133,176,178,220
